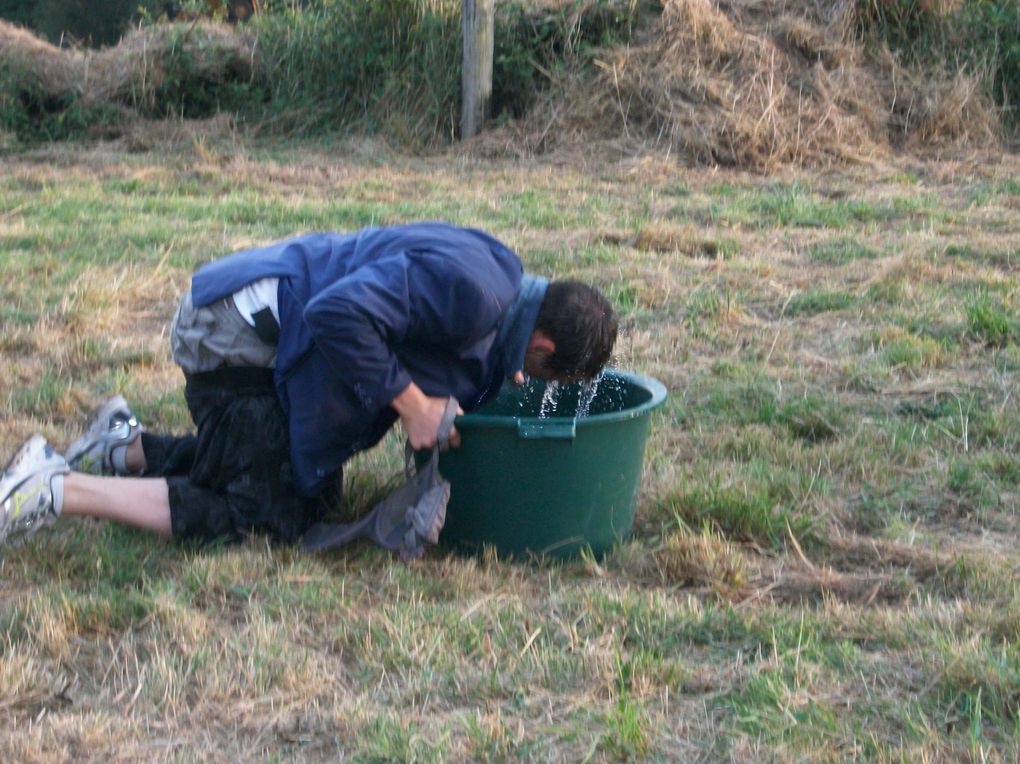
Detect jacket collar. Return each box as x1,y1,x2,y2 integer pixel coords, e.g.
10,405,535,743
497,274,548,378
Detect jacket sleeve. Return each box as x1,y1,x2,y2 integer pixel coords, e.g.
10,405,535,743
302,250,510,412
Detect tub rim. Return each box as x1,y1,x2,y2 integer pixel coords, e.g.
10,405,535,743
454,370,668,430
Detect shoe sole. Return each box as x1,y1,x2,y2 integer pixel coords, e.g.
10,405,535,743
0,435,61,543
1,434,47,482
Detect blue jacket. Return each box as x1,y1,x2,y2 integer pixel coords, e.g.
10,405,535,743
189,222,548,496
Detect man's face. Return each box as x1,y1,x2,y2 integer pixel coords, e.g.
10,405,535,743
520,346,586,386
522,345,554,381
516,330,589,386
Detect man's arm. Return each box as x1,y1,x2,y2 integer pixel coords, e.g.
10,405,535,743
303,251,503,438
390,382,463,450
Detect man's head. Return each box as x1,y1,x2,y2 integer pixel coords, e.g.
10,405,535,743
523,280,618,383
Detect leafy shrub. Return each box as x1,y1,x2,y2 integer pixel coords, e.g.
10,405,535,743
2,0,166,48
0,0,35,29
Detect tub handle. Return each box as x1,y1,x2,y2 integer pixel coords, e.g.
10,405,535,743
517,420,576,440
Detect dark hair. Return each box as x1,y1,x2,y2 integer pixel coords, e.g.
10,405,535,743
534,280,618,379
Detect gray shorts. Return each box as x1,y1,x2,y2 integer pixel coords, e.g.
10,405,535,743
171,290,277,374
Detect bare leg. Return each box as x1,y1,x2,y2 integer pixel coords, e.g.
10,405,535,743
62,473,172,538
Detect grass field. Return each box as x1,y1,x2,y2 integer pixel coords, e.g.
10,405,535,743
1,132,1018,762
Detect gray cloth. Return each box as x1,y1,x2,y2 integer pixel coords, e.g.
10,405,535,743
302,398,458,560
171,290,277,373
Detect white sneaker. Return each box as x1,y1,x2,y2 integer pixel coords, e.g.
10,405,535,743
65,395,144,476
0,435,70,547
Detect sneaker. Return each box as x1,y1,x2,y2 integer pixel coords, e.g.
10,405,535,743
0,435,70,546
65,395,144,476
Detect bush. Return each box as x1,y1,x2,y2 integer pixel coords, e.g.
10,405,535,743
0,0,656,147
139,24,255,119
1,0,166,48
856,0,1020,126
249,0,462,142
0,60,118,141
0,0,35,30
961,0,1020,124
248,0,641,143
493,0,641,119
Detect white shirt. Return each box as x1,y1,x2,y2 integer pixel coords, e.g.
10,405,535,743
232,277,280,327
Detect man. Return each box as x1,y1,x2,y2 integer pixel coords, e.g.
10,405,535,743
0,222,617,548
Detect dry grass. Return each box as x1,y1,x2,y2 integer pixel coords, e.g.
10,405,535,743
0,18,255,109
2,0,1009,170
499,0,1003,168
0,134,1018,759
0,9,1012,752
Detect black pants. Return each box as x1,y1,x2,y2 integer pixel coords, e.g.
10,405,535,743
140,368,330,544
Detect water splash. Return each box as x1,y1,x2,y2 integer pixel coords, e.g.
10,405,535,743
539,380,560,418
575,373,603,418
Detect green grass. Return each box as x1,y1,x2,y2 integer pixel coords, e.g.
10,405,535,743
786,289,859,316
663,478,816,549
966,289,1017,347
0,141,1018,761
705,182,895,230
880,333,947,370
807,237,880,264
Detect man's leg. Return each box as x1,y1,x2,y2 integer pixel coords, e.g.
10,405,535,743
168,368,323,544
61,473,172,537
1,421,306,545
62,372,317,544
2,368,320,547
0,437,170,545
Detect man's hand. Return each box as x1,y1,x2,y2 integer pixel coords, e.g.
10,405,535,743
391,382,463,450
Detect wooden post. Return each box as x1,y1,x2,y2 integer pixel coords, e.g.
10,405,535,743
461,0,495,139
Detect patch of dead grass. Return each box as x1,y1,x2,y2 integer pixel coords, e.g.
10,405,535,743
497,0,1003,169
0,19,255,110
1,141,1019,760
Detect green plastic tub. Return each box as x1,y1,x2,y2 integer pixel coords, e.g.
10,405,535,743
437,370,667,559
